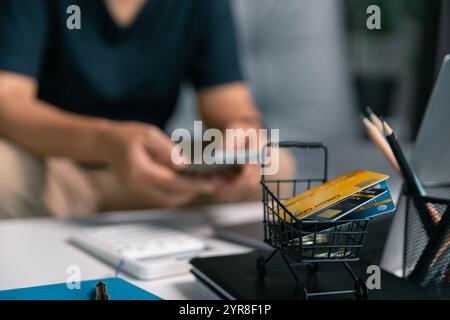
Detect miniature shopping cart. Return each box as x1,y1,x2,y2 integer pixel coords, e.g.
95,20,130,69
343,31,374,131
257,141,370,300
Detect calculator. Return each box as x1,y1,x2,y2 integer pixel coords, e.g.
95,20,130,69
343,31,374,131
70,223,206,279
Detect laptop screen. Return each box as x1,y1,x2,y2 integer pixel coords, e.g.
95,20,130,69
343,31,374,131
412,55,450,182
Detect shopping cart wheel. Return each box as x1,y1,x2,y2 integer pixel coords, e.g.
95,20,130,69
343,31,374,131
354,278,368,300
294,286,308,300
307,263,319,273
256,255,266,278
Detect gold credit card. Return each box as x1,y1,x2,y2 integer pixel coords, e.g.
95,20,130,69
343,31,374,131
280,170,389,221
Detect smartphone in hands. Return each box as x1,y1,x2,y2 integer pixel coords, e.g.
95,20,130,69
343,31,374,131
179,149,258,178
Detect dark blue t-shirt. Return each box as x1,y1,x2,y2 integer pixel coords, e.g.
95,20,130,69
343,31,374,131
0,0,242,128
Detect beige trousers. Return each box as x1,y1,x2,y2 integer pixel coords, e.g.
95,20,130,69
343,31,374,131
0,138,147,219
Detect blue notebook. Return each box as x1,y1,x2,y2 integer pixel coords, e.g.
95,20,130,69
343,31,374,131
0,278,162,300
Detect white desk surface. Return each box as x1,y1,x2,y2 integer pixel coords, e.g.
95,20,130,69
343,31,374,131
0,140,405,299
0,202,262,299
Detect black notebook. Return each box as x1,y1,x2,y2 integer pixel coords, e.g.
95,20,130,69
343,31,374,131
191,251,438,300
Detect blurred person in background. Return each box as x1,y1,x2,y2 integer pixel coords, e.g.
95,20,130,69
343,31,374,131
168,0,358,142
0,0,278,219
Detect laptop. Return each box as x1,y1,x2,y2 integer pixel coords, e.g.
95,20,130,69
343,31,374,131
412,55,450,181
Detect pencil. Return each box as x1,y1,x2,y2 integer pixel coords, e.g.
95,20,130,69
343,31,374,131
383,121,424,195
360,115,400,174
366,107,384,132
382,121,441,224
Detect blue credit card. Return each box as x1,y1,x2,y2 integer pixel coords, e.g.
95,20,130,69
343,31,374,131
346,181,396,219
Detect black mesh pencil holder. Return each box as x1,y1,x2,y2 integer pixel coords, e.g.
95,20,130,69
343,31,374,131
403,182,450,293
257,141,370,300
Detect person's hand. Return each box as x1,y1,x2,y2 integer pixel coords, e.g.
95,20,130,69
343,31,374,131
212,163,261,203
209,148,295,203
106,122,217,207
208,119,263,203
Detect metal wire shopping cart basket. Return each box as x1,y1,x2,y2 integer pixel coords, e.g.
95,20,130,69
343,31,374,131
258,141,370,300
